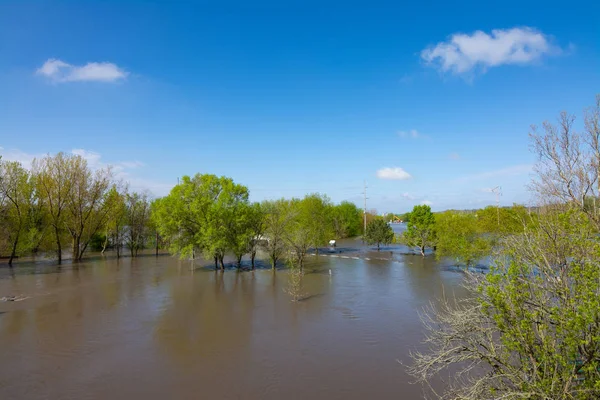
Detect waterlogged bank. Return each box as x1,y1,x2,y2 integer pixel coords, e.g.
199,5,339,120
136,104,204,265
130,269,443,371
0,238,466,400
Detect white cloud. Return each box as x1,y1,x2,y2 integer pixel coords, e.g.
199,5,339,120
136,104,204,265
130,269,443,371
0,147,44,169
401,192,416,200
36,58,128,83
421,200,433,206
421,27,560,76
376,167,412,180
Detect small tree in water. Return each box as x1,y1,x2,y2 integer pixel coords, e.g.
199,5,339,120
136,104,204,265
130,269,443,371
364,218,394,250
402,204,436,256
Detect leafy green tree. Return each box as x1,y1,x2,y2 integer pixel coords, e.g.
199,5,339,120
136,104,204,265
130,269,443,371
151,175,208,260
0,160,34,265
476,204,530,236
331,201,362,238
261,199,291,269
33,152,74,263
104,186,127,257
402,204,436,256
203,176,250,269
246,202,264,269
364,218,394,250
125,191,151,257
284,194,333,269
64,155,113,261
435,211,491,268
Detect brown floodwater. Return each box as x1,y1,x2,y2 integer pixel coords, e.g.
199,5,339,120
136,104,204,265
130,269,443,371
0,236,467,400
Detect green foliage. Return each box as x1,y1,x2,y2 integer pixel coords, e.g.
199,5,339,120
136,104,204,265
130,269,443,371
364,218,394,250
435,211,491,267
284,194,333,268
402,205,436,256
261,199,292,269
0,160,35,263
331,201,362,238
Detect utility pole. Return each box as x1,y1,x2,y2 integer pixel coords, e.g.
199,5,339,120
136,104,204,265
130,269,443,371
362,180,368,239
491,186,502,226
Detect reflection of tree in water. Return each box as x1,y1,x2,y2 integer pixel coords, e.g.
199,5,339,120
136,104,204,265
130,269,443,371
153,270,256,368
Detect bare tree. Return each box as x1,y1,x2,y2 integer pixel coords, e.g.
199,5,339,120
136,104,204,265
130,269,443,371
530,94,600,227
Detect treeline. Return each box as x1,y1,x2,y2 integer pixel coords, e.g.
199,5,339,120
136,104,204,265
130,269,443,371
400,203,536,266
0,156,363,268
151,174,363,270
0,153,156,265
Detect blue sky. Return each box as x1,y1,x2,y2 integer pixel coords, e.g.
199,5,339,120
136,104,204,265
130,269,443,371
1,1,599,212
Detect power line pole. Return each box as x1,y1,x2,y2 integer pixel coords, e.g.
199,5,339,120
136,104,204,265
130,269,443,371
362,180,368,239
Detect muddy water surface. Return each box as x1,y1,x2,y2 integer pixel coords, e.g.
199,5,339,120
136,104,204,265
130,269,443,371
0,234,466,400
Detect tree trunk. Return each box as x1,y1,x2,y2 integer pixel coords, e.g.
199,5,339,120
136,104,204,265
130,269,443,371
72,236,81,262
420,245,425,257
237,255,242,269
377,242,380,251
155,232,159,256
101,234,108,254
219,255,225,270
54,226,62,264
251,250,256,270
270,253,277,270
8,231,19,266
214,256,218,270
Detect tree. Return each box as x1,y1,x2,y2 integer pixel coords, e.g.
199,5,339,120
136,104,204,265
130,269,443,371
64,155,113,261
261,199,291,269
151,176,206,260
203,176,250,270
103,186,127,257
530,94,600,229
402,204,436,256
246,202,264,269
410,96,600,399
364,218,394,250
435,211,491,268
410,208,600,399
331,201,362,238
0,160,34,265
125,191,151,257
284,198,312,270
33,153,74,264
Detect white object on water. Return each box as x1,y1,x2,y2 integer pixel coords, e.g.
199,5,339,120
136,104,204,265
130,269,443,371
329,269,332,275
328,239,336,247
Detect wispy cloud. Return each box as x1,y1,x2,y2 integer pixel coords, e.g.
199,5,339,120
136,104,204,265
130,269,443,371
398,129,430,140
421,200,433,206
36,59,128,83
421,27,561,76
376,167,412,180
449,152,461,160
454,164,532,183
0,146,166,196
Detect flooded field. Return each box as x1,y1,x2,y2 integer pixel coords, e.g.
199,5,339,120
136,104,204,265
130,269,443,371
0,230,467,400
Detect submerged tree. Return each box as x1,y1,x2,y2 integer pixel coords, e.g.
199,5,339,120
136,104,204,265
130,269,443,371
402,204,436,256
0,160,34,265
33,153,74,263
435,211,491,268
261,199,291,269
364,218,394,250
